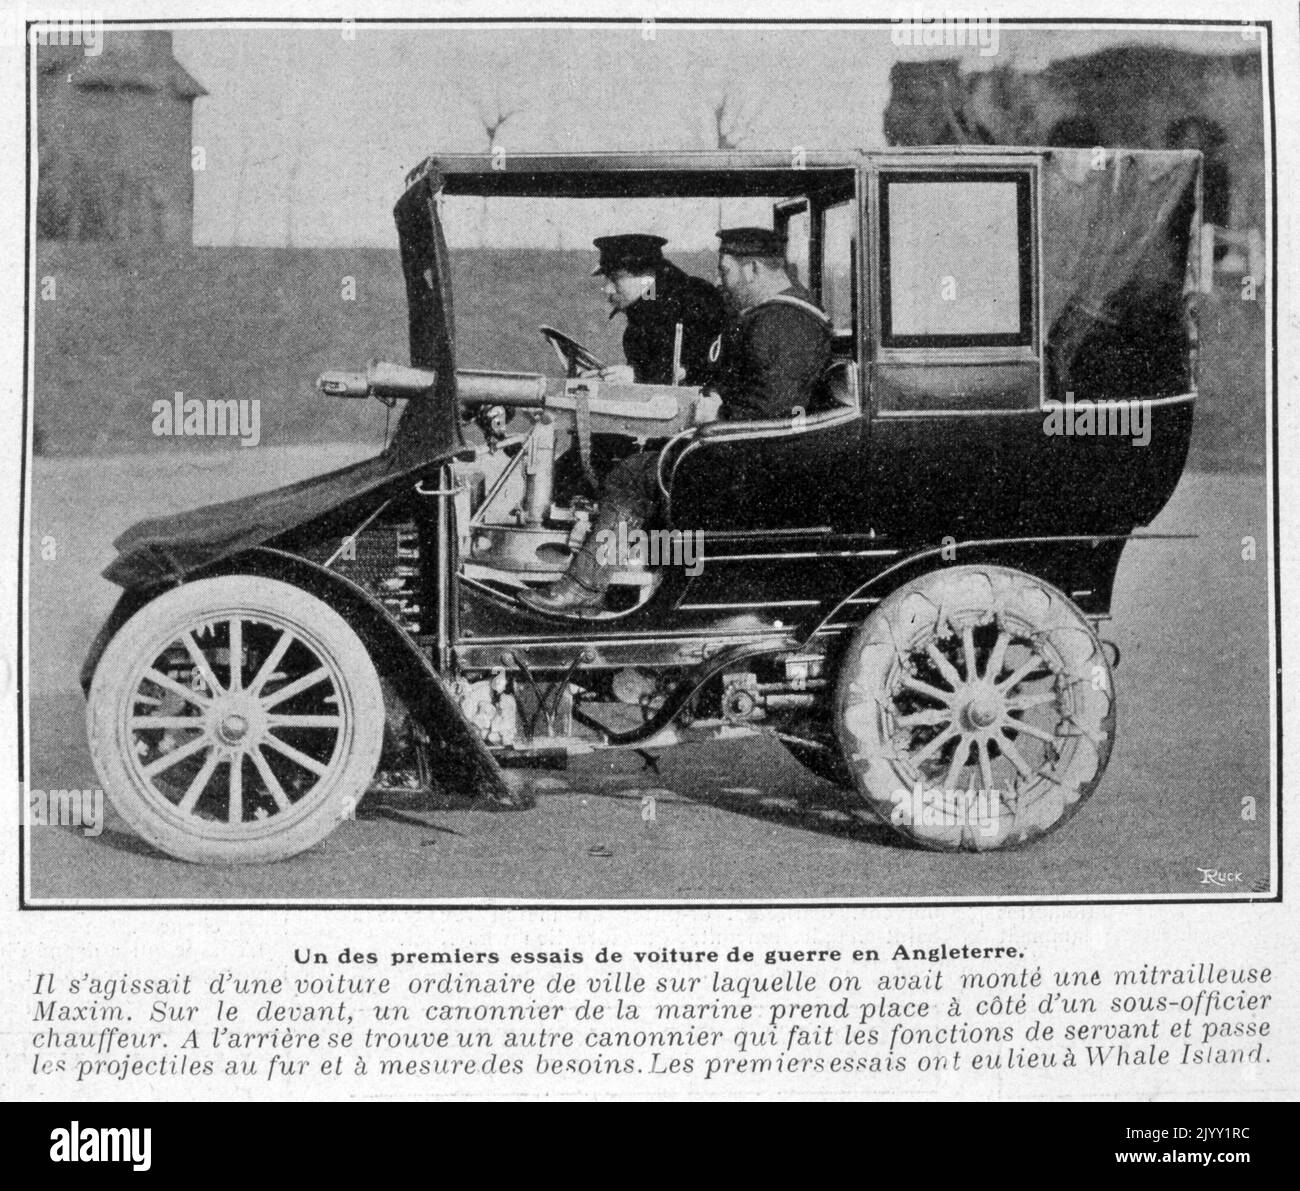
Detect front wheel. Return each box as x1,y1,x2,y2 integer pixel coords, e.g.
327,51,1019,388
87,575,385,864
833,565,1115,851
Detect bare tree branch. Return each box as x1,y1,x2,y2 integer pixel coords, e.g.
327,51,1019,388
475,86,519,152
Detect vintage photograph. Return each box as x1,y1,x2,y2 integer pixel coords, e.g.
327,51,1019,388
22,17,1276,903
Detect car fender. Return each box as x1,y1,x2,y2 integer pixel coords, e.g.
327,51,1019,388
81,546,508,800
799,531,1194,647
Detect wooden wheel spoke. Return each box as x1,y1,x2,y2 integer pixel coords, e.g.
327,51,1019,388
1000,716,1060,746
996,655,1042,694
961,625,979,683
910,723,959,767
924,643,965,692
247,630,294,696
228,618,243,692
177,749,221,814
995,731,1035,779
1006,691,1058,712
227,756,243,824
250,746,292,812
265,714,343,728
142,669,212,709
943,735,972,789
900,675,954,705
262,732,329,777
142,734,210,777
261,667,330,710
181,631,226,697
893,707,952,728
983,630,1011,683
130,716,205,730
977,737,995,790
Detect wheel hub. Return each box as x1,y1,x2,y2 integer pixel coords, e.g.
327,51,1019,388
962,691,1002,731
217,713,249,745
207,695,265,751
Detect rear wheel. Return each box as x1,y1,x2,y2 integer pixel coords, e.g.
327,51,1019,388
833,565,1115,851
87,575,385,864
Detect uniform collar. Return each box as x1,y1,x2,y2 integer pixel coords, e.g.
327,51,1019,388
741,285,830,324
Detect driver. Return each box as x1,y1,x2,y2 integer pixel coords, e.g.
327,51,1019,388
551,233,726,503
586,233,726,386
520,226,830,619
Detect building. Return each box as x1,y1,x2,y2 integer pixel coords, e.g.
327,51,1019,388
37,31,207,243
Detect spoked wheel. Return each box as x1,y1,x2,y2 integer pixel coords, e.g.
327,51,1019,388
833,565,1115,851
87,576,384,864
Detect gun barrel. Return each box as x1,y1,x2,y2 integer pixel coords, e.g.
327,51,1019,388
455,369,550,408
318,361,553,408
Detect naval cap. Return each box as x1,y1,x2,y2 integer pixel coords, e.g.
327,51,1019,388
717,226,787,258
591,233,668,276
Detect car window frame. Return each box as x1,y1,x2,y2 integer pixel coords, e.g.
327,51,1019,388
774,182,862,362
869,158,1042,366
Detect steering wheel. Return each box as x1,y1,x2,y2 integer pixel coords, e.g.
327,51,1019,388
539,326,606,379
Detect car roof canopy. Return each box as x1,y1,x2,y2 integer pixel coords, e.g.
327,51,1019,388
413,151,859,198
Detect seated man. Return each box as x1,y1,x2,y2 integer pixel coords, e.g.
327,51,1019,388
520,226,831,618
553,234,725,498
589,233,726,386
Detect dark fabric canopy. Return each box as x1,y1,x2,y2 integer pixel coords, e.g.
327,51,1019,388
1041,149,1200,399
105,169,461,590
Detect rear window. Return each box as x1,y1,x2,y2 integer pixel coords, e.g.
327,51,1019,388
879,172,1033,348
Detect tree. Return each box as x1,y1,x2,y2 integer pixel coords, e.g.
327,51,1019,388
477,87,518,158
469,85,520,246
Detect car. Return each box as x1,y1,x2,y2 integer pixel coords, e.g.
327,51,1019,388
81,146,1201,862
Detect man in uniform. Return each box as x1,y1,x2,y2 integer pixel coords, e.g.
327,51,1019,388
520,226,830,618
705,226,833,420
552,233,726,502
586,233,726,386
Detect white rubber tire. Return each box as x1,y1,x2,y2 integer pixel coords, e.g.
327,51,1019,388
87,575,385,864
833,565,1115,851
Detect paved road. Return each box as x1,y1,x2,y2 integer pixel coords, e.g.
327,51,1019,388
25,454,1274,901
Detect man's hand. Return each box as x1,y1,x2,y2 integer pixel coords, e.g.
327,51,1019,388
691,392,722,425
579,364,636,385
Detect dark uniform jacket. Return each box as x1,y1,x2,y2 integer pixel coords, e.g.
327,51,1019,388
711,283,833,421
620,262,727,386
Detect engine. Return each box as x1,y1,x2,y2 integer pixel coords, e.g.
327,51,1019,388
321,521,423,634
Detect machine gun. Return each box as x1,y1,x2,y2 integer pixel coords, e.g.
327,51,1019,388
317,359,699,437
